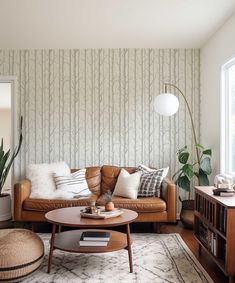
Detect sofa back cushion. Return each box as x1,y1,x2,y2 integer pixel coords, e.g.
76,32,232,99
71,167,101,196
101,165,136,194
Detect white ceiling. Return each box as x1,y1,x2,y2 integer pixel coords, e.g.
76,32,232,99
0,0,235,48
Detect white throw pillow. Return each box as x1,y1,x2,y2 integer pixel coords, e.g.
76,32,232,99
54,168,91,197
27,161,70,199
113,169,141,199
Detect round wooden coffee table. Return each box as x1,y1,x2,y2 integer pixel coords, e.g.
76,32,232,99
45,207,138,274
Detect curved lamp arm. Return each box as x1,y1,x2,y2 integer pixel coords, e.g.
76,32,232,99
163,83,200,165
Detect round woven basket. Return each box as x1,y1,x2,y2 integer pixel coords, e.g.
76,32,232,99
0,229,44,282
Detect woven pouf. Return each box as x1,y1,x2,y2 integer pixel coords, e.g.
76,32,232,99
0,229,44,282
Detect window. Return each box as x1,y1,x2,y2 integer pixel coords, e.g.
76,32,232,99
221,57,235,174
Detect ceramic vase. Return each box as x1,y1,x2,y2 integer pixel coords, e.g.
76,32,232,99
105,201,114,211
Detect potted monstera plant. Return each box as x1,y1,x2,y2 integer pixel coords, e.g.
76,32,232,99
173,144,212,228
0,116,23,222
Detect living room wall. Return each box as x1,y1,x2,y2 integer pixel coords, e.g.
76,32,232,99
0,49,200,196
201,12,235,179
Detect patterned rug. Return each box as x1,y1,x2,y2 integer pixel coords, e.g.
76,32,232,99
22,233,213,283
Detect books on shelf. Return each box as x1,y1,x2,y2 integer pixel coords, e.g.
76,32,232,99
79,231,110,247
197,221,217,256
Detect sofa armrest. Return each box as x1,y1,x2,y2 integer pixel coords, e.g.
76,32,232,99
160,178,177,222
14,179,31,221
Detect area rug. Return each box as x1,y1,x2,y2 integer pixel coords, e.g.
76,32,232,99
22,233,213,283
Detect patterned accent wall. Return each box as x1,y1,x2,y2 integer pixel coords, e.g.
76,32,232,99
0,49,200,190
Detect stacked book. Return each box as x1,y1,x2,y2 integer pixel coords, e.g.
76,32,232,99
213,187,235,197
79,231,111,247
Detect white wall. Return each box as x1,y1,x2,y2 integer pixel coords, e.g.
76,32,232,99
0,109,11,192
201,12,235,179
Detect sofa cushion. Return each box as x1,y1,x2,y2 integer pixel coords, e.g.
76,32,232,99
54,169,90,197
101,165,136,194
27,161,71,199
96,195,166,213
23,194,98,212
113,169,141,199
71,167,101,196
137,165,169,197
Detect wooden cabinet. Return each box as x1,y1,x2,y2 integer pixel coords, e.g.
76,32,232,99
194,186,235,283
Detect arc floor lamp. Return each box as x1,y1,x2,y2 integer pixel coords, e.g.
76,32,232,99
153,83,200,165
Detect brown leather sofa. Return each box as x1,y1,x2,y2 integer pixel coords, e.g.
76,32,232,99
14,165,177,224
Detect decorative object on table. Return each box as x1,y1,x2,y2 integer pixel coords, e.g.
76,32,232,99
102,190,115,211
154,84,212,229
213,173,235,197
80,207,123,219
105,201,114,211
83,205,101,215
0,229,44,281
0,116,23,222
214,173,234,189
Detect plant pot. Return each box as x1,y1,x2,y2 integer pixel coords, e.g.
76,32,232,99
0,193,12,221
180,199,194,229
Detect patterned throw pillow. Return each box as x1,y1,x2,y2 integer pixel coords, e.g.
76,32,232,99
54,168,91,197
137,164,169,197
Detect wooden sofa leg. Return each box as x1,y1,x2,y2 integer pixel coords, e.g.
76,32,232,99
153,222,161,233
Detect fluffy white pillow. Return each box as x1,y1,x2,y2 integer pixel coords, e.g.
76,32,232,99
27,161,71,199
54,168,91,197
113,169,141,199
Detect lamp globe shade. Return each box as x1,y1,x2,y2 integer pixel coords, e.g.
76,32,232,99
154,93,179,116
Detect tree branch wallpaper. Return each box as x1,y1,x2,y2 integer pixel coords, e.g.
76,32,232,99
0,49,200,203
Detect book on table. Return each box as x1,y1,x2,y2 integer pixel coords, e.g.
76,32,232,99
82,231,111,241
79,231,110,247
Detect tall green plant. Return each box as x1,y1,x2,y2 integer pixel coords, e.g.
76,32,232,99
172,144,212,199
0,116,23,195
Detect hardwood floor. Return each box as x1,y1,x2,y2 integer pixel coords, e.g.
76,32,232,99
160,222,228,283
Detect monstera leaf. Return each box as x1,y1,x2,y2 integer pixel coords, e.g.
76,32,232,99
173,143,212,198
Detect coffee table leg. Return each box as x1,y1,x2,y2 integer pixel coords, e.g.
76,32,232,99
48,223,56,273
126,223,133,273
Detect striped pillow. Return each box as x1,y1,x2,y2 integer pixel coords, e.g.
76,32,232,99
137,165,169,197
54,168,90,197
